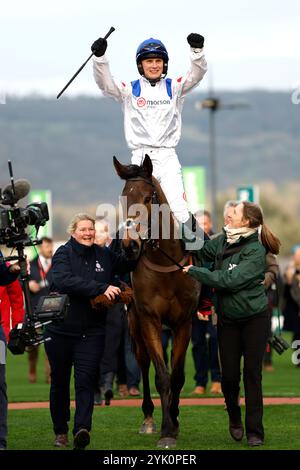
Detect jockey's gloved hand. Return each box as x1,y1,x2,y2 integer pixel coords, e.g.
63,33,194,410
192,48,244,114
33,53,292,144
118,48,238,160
187,33,204,49
91,37,108,57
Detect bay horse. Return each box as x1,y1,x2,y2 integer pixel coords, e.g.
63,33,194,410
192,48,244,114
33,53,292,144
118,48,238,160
113,155,201,448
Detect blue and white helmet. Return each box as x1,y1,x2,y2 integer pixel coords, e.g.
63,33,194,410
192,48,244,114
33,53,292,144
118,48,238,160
136,38,169,76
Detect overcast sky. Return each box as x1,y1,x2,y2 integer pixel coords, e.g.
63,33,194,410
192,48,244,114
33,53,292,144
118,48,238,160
1,0,300,97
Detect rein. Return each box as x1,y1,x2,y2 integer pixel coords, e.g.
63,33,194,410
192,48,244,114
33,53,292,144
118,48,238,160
141,249,190,272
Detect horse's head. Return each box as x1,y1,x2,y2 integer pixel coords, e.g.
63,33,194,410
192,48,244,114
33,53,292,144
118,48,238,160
114,155,158,259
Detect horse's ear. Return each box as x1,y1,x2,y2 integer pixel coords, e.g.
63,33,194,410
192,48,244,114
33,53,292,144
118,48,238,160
143,154,153,178
113,156,127,179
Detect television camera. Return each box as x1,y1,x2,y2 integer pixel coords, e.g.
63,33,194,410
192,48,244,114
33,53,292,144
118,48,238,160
0,161,68,354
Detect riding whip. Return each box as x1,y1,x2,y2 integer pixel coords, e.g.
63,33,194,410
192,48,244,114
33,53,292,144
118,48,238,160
56,26,115,99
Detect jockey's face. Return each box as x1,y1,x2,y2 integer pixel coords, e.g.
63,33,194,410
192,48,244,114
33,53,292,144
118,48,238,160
142,58,164,80
72,219,95,246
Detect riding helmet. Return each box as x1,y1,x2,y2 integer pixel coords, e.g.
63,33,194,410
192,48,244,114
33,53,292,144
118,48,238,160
136,38,169,76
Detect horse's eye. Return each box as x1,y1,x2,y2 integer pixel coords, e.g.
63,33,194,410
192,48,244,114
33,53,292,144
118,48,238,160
144,196,152,204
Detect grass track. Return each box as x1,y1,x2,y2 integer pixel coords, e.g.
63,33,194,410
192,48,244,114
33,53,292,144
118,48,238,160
5,332,300,450
7,405,300,450
6,333,300,402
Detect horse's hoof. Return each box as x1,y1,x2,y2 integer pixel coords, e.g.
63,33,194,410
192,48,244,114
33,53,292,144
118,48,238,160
157,437,177,449
139,422,157,434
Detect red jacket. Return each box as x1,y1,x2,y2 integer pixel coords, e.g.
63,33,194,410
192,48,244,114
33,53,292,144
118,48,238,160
0,278,25,341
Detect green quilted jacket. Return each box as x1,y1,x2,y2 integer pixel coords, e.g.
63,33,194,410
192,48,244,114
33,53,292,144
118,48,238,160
189,230,267,320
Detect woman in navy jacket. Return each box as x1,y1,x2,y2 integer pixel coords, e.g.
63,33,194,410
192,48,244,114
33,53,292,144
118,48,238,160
45,213,135,450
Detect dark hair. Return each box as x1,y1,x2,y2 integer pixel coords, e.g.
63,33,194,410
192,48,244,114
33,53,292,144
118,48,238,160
194,209,211,220
242,202,281,255
40,236,53,243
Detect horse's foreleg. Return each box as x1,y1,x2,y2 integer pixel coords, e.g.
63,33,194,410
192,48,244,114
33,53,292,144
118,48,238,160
140,326,177,444
169,323,192,434
138,342,156,434
128,306,156,434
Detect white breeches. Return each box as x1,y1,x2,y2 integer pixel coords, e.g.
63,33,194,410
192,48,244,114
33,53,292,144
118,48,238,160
131,148,189,223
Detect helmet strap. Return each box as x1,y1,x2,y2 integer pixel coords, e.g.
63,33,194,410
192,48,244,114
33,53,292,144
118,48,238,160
148,78,161,86
137,63,144,75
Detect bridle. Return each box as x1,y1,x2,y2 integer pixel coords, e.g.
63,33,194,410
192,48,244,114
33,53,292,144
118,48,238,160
121,176,189,272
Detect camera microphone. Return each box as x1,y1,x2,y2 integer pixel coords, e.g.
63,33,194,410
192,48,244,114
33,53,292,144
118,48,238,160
1,179,31,205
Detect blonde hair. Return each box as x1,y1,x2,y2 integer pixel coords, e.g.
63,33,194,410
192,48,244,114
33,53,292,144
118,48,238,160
67,213,95,235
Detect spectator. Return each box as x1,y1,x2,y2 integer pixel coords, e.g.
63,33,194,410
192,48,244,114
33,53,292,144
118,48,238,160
45,213,136,450
194,210,214,236
191,210,221,394
262,266,284,372
183,201,281,446
224,201,281,372
92,33,207,246
28,237,53,383
0,252,22,450
283,245,300,359
94,218,112,248
0,272,24,342
94,220,141,405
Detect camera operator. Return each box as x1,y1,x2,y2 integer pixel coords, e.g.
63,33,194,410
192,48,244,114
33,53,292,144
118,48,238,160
44,213,136,450
0,250,22,450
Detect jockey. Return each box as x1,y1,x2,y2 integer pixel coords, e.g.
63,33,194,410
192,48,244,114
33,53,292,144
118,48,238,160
91,33,208,249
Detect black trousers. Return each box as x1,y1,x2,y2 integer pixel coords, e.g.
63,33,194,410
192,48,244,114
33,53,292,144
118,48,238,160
45,332,105,436
100,303,125,376
191,316,221,387
99,304,140,388
217,312,269,440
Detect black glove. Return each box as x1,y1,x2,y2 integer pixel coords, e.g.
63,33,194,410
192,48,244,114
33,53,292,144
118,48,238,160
91,37,108,57
187,33,204,49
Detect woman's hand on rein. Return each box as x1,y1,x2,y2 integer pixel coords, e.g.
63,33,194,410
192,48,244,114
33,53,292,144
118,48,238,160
104,285,121,300
182,265,193,274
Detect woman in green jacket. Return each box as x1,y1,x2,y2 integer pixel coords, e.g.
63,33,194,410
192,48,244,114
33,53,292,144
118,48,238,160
183,201,280,447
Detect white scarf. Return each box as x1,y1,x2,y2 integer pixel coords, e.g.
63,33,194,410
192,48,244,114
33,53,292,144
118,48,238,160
224,225,257,245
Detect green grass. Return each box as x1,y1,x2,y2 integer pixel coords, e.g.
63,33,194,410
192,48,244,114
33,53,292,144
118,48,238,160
7,405,300,450
6,332,300,402
5,332,300,451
